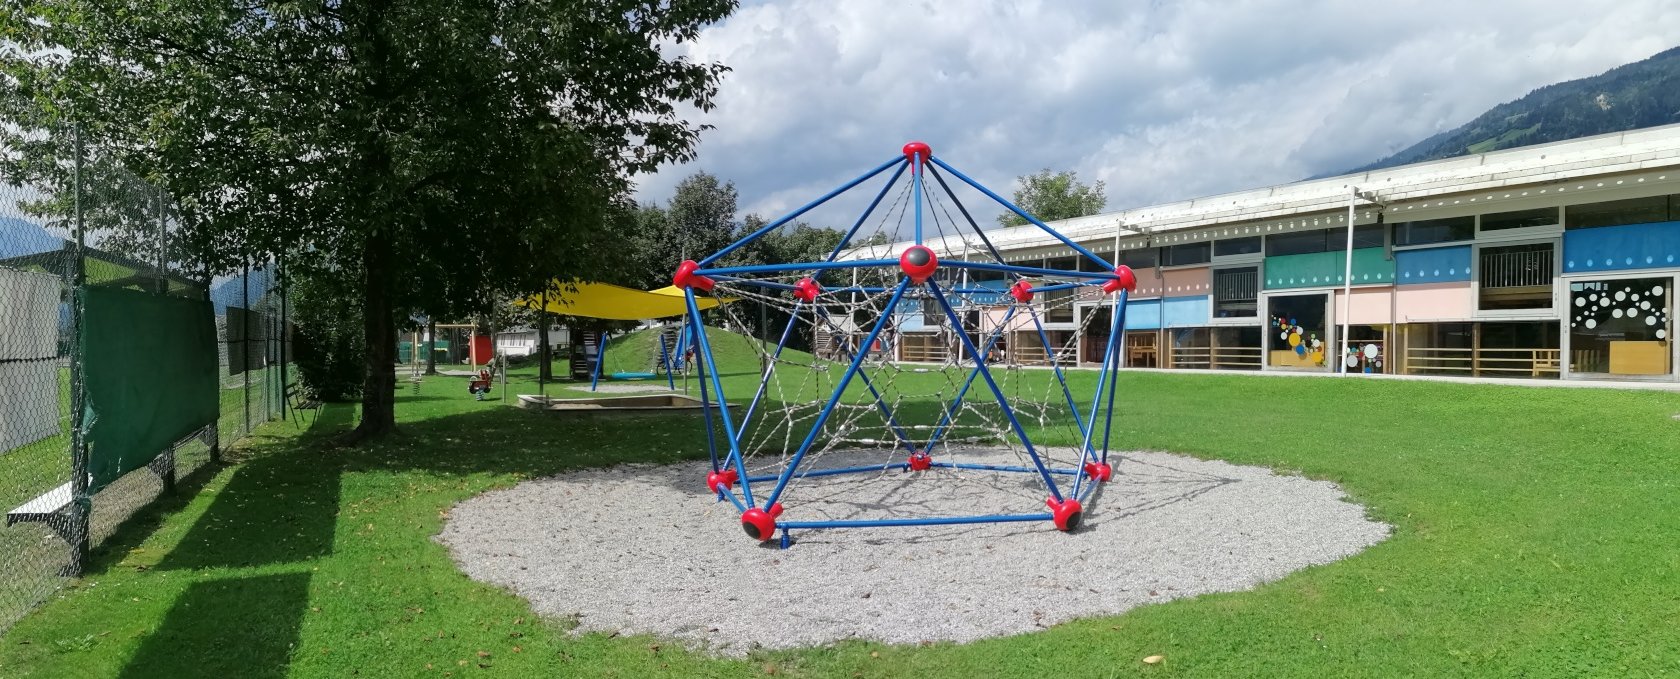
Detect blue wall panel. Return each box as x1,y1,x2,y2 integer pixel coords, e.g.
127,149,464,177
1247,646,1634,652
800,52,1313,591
1563,221,1680,273
1395,245,1473,284
1124,298,1162,330
1161,295,1210,327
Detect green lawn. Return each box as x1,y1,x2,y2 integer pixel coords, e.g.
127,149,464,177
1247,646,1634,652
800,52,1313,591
2,351,1678,677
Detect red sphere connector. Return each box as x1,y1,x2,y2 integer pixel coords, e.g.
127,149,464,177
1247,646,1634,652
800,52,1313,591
907,452,933,471
1101,264,1137,294
706,468,739,494
1009,280,1034,304
792,277,822,303
902,141,931,164
899,245,939,284
1083,461,1113,483
672,259,716,292
1046,497,1084,532
741,502,784,542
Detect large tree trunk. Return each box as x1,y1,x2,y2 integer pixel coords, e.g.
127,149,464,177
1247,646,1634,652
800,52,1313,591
537,312,552,383
354,234,398,440
423,319,437,375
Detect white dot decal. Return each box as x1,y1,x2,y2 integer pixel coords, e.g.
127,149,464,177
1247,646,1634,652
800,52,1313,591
1641,300,1652,310
1659,329,1668,339
1586,319,1598,329
1616,290,1627,301
1575,297,1586,307
1613,309,1624,319
1647,316,1658,326
1630,308,1640,318
1654,286,1665,296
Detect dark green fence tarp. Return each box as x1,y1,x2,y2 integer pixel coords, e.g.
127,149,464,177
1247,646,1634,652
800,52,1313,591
81,287,218,491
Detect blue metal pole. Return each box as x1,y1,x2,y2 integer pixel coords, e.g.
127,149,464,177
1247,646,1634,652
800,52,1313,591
744,462,909,484
1100,290,1130,464
926,280,1064,502
1025,304,1087,437
763,279,912,508
697,259,898,277
689,317,721,474
1072,294,1128,499
921,307,1015,451
659,330,675,390
912,154,925,245
945,259,1119,281
779,513,1053,530
686,289,756,507
927,461,1082,476
925,164,1012,267
718,486,747,512
929,156,1116,271
825,160,911,263
700,156,903,267
737,300,805,439
590,332,608,391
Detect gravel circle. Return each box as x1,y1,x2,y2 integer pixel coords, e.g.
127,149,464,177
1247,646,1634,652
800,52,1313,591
436,448,1388,655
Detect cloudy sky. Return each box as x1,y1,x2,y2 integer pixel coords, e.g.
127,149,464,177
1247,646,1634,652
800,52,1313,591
633,0,1680,230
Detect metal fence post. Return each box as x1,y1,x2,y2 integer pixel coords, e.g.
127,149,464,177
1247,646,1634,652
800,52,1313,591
243,260,250,435
66,125,90,577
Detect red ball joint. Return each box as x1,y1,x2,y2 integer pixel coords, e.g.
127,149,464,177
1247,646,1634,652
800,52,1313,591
1046,497,1084,532
741,502,784,542
902,141,931,164
792,277,822,303
1083,461,1113,483
1009,280,1035,304
899,245,938,284
672,259,716,292
706,468,739,494
1101,264,1137,295
908,452,933,471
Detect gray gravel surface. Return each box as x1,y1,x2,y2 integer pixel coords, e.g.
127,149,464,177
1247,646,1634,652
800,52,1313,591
436,448,1388,655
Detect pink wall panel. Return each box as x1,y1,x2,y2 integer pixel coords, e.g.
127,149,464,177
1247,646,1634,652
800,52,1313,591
1134,267,1212,299
1393,282,1474,322
1333,287,1395,325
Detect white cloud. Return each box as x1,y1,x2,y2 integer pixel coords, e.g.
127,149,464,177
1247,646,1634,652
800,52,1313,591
636,0,1680,232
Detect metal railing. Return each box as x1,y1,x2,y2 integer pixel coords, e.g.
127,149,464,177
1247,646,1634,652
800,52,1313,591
1480,246,1553,289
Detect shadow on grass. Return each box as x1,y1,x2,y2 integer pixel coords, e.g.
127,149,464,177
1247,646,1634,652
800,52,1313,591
118,572,310,679
154,404,352,571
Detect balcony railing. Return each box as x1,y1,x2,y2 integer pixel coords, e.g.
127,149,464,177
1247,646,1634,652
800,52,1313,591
1480,246,1553,289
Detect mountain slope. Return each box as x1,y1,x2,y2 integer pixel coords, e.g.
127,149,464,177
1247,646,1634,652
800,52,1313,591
1345,46,1680,174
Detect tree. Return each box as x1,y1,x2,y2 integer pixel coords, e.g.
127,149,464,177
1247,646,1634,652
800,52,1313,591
1,0,736,439
997,169,1108,227
628,171,742,289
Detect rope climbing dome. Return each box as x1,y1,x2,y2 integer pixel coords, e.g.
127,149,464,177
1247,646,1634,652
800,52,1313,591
671,141,1138,547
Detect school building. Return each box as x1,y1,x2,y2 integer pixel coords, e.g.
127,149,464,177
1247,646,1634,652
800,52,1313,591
850,123,1680,382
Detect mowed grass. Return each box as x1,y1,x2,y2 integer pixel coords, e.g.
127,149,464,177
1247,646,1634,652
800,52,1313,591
1,347,1678,676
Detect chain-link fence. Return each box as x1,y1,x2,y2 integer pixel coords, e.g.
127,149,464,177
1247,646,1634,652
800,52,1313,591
0,128,289,631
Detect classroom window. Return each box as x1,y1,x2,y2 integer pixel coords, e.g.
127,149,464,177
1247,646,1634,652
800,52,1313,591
1214,236,1262,256
1393,216,1474,246
1480,207,1558,231
1564,195,1675,230
1118,248,1158,270
1162,242,1211,266
1212,267,1258,318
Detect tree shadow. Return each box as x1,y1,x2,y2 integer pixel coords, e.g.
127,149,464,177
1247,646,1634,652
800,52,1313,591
154,404,351,571
118,572,310,679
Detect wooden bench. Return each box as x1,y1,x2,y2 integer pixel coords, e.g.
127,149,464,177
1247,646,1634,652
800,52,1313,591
286,383,322,427
6,481,74,537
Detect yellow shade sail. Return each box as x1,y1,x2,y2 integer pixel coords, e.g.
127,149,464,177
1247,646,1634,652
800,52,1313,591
513,281,730,320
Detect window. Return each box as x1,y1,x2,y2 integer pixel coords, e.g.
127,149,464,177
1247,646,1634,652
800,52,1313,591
1266,293,1328,369
1266,230,1331,256
1564,195,1675,230
1480,207,1558,231
1394,216,1474,245
1213,267,1258,318
1044,256,1079,272
1264,225,1384,256
1478,242,1555,311
1568,278,1671,375
1118,248,1157,270
1077,255,1108,272
1214,236,1262,256
1162,242,1211,266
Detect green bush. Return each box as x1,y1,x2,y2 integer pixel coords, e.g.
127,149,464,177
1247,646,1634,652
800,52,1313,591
291,274,364,402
